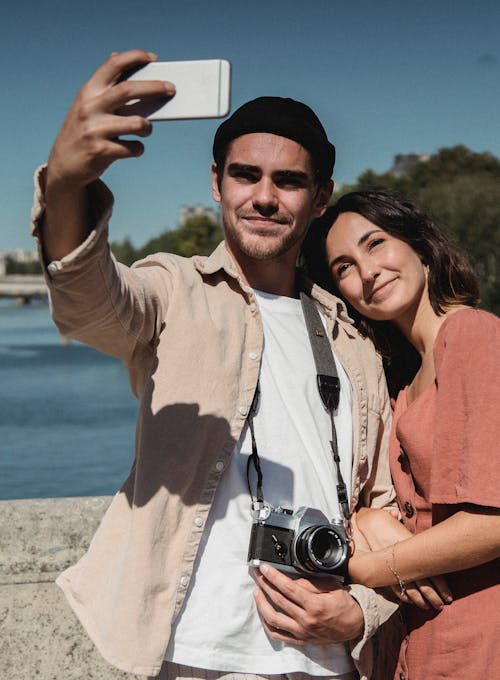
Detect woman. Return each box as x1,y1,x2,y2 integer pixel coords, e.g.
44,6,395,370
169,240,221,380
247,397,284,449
302,189,500,680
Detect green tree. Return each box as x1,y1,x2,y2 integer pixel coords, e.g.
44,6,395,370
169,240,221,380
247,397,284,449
110,237,137,267
168,213,223,258
5,256,42,275
111,213,223,265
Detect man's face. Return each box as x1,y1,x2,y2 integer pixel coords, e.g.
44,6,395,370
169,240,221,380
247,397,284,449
212,133,331,267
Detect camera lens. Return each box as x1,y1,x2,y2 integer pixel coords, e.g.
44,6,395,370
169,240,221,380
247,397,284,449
295,525,346,573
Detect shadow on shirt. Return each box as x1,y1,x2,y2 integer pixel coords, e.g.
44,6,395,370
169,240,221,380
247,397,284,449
119,401,238,508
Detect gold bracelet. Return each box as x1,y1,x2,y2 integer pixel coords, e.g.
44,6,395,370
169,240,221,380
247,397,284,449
386,542,407,597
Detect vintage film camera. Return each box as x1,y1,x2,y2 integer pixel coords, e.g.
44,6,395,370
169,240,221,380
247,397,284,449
248,504,349,577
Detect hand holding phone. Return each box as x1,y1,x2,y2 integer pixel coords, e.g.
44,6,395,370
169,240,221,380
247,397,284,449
122,59,231,120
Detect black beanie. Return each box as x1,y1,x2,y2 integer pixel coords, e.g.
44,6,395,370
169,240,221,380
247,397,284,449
213,96,335,180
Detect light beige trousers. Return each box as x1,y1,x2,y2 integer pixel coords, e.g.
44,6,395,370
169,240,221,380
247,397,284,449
151,662,358,680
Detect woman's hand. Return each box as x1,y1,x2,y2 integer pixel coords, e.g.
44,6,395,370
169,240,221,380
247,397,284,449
350,508,453,610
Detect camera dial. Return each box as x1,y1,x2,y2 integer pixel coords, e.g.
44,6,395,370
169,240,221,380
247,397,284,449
271,534,288,560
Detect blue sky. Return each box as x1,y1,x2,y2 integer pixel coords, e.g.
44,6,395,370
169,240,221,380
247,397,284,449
2,0,499,251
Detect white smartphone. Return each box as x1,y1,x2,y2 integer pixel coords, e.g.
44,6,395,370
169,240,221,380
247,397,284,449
122,59,231,120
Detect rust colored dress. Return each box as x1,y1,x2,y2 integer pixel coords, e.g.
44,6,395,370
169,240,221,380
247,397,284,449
390,308,500,680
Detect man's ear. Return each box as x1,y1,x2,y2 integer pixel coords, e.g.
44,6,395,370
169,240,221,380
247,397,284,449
314,179,334,217
211,163,222,203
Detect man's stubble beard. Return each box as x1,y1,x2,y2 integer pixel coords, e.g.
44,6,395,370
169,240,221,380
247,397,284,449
224,219,305,262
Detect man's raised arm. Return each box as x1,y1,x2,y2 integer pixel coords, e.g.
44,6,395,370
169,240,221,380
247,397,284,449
42,49,174,262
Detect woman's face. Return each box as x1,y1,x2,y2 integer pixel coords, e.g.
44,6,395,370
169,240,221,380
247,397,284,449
325,211,428,324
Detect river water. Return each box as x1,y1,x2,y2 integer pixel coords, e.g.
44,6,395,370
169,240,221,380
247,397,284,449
0,299,138,499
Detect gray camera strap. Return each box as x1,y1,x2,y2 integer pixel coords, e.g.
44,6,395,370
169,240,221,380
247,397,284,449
246,291,350,527
299,292,350,525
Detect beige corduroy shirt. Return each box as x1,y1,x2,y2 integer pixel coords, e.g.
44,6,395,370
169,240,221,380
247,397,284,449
31,166,397,679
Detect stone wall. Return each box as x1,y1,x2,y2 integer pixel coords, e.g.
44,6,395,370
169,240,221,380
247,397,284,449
0,497,142,680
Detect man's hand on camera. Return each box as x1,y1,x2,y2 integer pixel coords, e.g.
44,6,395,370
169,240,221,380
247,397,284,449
47,49,175,191
253,563,364,645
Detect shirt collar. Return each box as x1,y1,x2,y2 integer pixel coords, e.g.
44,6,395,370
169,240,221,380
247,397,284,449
297,270,354,326
194,241,239,278
194,241,354,326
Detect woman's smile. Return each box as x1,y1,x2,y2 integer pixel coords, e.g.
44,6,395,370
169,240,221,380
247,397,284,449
326,211,428,325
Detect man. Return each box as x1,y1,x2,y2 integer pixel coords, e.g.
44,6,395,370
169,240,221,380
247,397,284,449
32,50,396,680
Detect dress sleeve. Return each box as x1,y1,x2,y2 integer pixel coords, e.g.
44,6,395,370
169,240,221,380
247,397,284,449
429,309,500,508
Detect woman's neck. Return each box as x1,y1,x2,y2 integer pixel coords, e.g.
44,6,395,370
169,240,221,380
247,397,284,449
400,309,441,356
394,294,442,358
396,302,468,402
397,302,469,358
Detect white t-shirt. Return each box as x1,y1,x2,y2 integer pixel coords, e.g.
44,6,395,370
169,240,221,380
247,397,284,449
165,291,354,675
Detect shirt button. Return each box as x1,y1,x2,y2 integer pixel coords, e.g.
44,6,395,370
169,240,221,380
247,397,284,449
180,576,189,587
194,516,204,527
215,461,225,472
239,406,249,416
249,352,258,360
404,502,414,518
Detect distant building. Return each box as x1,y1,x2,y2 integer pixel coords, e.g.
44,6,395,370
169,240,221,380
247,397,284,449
389,153,430,178
178,204,220,226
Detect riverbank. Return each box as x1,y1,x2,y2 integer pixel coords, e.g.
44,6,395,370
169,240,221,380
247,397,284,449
0,496,141,679
0,301,137,501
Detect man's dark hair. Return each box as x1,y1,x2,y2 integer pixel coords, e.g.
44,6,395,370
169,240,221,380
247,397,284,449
213,96,335,187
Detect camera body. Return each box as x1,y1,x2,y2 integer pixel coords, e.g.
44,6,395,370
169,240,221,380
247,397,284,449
248,505,349,577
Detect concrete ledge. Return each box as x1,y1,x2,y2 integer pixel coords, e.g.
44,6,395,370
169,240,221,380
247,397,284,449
0,497,142,679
